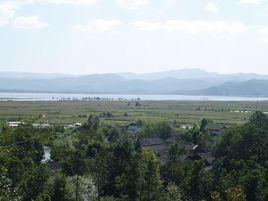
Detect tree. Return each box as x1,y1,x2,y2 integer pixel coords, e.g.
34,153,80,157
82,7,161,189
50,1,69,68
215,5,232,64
62,149,88,176
200,118,212,132
225,186,246,201
213,160,268,201
215,123,268,164
136,119,143,127
51,174,68,201
91,138,137,198
179,161,213,201
83,115,100,130
65,175,98,201
20,165,50,201
190,123,207,146
163,183,182,201
0,123,49,201
136,150,162,201
168,143,185,162
0,165,21,201
249,111,268,130
137,123,155,138
104,127,121,143
3,123,44,166
156,121,172,140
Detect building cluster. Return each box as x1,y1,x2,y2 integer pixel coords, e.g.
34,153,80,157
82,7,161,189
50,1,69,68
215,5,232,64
139,136,215,167
8,121,51,128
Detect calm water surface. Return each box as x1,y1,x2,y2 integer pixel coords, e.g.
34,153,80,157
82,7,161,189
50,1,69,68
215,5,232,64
0,92,268,101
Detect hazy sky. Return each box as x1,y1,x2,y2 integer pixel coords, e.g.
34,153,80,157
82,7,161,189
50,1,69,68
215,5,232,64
0,0,268,74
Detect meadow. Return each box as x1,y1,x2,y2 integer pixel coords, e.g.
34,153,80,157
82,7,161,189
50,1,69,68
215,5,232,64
1,100,268,126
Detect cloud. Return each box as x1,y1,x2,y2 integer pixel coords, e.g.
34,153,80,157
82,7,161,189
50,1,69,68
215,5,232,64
257,26,268,35
204,2,219,13
257,36,268,44
0,17,9,26
117,0,148,10
0,5,16,18
72,19,123,33
0,0,36,21
12,16,49,29
1,0,100,7
131,20,248,37
41,0,100,5
256,26,268,44
239,0,263,4
1,0,35,8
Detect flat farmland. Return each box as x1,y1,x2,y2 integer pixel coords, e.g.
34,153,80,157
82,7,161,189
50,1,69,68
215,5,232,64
0,100,268,126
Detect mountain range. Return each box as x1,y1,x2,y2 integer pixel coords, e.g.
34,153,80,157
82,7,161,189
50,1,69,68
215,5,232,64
1,69,268,97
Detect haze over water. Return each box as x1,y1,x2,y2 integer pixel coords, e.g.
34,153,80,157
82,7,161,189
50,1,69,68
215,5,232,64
1,92,268,102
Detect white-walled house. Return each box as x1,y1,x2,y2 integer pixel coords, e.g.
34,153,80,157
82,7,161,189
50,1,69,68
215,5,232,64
8,121,23,127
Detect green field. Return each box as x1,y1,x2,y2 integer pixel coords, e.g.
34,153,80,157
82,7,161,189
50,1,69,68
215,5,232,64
1,100,268,126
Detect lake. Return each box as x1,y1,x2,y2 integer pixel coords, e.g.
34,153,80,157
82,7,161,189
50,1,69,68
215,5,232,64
0,92,268,101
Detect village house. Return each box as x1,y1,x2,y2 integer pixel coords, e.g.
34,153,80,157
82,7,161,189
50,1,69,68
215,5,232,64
32,123,50,128
207,123,226,135
125,123,138,132
184,145,215,166
139,135,215,166
139,135,182,161
165,135,182,144
139,137,169,161
8,121,23,127
74,122,82,127
180,124,193,129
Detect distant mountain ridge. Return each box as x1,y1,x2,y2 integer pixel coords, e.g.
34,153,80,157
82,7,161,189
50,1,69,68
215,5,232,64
119,69,218,80
0,75,215,93
1,69,268,96
119,69,268,82
190,79,268,97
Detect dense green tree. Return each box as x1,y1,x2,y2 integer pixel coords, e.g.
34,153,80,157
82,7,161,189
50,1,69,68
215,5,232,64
65,175,98,201
200,118,209,132
225,186,246,201
104,126,121,143
213,160,268,201
137,123,155,138
215,123,268,164
62,148,89,176
136,119,143,127
0,123,49,201
3,123,44,166
83,115,100,130
87,142,106,158
190,123,207,146
163,183,182,201
156,121,172,140
51,174,68,201
168,143,185,162
136,149,162,201
20,165,50,201
0,162,21,200
138,121,172,139
179,161,213,201
249,111,268,130
161,161,184,185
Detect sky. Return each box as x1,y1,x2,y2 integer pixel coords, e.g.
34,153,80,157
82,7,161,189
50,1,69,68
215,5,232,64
0,0,268,75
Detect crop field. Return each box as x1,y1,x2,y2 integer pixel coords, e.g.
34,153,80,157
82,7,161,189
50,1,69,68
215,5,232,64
1,100,268,126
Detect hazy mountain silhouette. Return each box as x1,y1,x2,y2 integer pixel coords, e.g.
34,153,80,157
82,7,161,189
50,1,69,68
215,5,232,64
189,79,268,97
1,69,268,96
